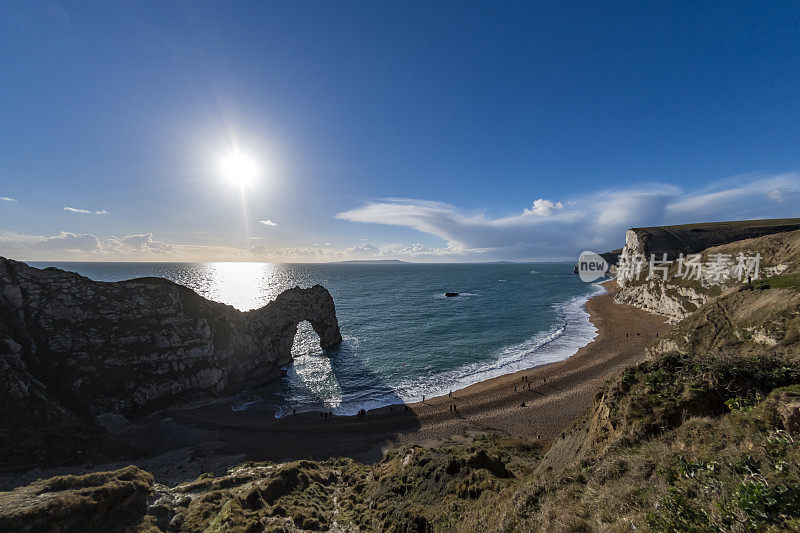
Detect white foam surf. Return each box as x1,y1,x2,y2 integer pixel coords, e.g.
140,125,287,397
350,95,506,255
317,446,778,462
244,280,607,418
389,281,606,407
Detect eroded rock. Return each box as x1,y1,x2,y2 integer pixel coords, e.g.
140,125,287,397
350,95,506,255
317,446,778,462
0,258,342,418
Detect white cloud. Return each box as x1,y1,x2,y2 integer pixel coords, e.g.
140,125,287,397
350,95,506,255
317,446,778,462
3,173,797,263
0,197,17,202
249,244,268,254
259,219,277,226
63,207,109,215
665,174,800,220
106,233,171,254
0,231,170,260
0,230,411,263
523,198,564,216
0,231,102,255
336,174,800,260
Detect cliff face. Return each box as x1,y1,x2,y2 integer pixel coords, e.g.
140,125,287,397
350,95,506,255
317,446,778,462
619,217,800,262
0,258,342,419
615,226,800,323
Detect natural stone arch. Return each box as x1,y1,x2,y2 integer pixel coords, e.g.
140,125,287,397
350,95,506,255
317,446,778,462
0,258,343,416
250,285,344,368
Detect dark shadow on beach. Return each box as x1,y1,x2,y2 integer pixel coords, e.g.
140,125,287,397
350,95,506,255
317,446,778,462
123,333,421,480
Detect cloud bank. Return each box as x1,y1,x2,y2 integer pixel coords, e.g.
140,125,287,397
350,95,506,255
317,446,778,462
0,232,172,259
0,229,457,262
336,174,800,260
2,174,797,262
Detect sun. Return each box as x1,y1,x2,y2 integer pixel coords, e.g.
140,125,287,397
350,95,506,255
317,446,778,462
220,151,258,187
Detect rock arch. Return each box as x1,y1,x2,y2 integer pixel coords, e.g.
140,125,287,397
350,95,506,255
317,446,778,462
0,258,342,417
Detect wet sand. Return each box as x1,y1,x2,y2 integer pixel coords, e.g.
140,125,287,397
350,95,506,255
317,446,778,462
115,280,670,481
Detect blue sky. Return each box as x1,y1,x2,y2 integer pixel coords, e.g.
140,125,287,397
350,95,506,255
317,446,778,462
2,1,799,261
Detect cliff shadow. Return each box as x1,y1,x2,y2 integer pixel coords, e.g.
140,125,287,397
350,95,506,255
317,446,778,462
127,322,422,471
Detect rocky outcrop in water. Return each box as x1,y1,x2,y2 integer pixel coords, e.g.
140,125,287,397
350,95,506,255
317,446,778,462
0,258,342,420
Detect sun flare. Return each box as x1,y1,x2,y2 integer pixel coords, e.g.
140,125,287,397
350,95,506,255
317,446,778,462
220,151,258,187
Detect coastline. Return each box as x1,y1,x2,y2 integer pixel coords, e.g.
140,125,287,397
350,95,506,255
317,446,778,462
257,278,606,418
0,280,671,488
387,279,670,447
132,279,669,481
394,280,607,411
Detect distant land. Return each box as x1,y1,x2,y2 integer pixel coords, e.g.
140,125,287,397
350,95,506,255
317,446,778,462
336,259,408,264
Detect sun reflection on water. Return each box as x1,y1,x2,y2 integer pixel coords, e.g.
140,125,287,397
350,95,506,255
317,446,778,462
191,263,343,410
287,321,343,409
190,262,285,311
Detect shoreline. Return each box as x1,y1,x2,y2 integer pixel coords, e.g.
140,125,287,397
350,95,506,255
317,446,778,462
261,280,606,419
0,280,671,488
382,279,670,448
133,279,670,479
392,280,607,413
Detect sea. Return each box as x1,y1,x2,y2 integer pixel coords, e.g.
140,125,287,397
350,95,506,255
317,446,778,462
31,262,604,417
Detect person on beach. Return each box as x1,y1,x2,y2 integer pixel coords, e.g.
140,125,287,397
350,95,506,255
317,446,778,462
449,390,452,398
422,395,425,402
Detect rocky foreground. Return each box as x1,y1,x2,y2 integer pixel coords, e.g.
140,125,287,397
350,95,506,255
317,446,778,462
0,258,341,470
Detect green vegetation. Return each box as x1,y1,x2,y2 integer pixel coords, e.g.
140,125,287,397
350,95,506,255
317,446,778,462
752,273,800,292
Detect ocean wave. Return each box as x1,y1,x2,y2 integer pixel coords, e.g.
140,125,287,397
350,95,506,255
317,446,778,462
255,281,607,418
390,281,606,407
